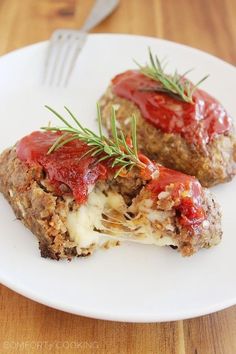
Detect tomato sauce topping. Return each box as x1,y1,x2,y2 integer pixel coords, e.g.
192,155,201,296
148,166,205,231
112,70,231,150
16,131,108,204
16,131,206,229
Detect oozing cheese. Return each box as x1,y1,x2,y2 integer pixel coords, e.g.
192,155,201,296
67,188,107,248
66,187,178,251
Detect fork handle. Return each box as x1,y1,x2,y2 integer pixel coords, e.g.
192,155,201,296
80,0,119,32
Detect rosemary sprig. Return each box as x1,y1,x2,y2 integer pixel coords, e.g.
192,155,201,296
135,48,209,104
41,104,146,178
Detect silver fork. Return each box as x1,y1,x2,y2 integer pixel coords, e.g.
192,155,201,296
43,0,119,87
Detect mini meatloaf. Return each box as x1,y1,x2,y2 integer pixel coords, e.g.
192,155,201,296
100,70,236,187
0,131,222,260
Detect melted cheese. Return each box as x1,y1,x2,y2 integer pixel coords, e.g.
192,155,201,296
66,188,177,251
67,188,107,248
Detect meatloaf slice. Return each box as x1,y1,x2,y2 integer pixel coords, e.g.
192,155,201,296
100,86,236,188
0,144,222,259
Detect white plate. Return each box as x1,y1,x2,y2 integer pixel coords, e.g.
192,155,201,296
0,34,235,323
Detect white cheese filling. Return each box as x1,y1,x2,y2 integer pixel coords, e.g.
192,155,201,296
66,188,107,248
66,187,177,251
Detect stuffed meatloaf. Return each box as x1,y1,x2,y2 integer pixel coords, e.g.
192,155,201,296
0,126,222,259
100,69,236,188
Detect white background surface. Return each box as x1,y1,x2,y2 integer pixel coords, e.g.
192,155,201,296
0,34,235,322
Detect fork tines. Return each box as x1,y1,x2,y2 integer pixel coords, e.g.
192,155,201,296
43,29,87,87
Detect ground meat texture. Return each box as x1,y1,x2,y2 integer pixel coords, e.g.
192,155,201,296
100,87,236,187
129,185,222,256
0,148,81,260
0,146,222,259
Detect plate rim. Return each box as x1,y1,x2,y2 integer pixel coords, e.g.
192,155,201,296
1,268,236,322
0,33,235,71
0,33,235,322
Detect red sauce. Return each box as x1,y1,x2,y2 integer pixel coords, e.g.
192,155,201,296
148,166,205,230
112,70,231,150
16,131,108,204
16,131,206,229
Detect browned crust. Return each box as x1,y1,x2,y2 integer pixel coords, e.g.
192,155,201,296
0,147,85,260
100,87,236,187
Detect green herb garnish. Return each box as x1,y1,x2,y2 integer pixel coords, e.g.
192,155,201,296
41,105,146,178
135,48,209,103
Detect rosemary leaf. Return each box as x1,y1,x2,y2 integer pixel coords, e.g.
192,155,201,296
97,103,103,139
131,114,138,157
45,105,74,129
111,106,120,148
47,132,70,154
135,48,209,104
42,105,147,178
